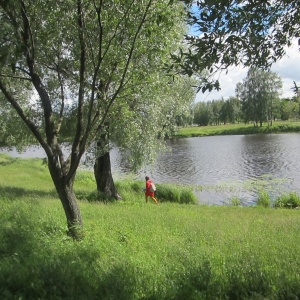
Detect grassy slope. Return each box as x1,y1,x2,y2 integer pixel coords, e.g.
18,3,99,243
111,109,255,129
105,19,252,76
1,154,300,299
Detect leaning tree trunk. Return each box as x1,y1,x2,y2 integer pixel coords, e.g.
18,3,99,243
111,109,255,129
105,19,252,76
48,160,83,240
56,180,83,239
94,150,121,200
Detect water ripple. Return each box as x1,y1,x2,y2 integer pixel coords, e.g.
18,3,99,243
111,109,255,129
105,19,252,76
3,133,300,206
139,133,300,205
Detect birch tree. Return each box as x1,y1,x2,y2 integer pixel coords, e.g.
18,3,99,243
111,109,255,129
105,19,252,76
236,69,282,126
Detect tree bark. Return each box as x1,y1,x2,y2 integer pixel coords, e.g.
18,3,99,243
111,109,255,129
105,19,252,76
57,183,83,239
93,123,121,200
48,160,83,240
94,151,121,200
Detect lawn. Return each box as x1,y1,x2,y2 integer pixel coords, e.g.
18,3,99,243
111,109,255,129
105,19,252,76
1,153,300,299
176,120,300,138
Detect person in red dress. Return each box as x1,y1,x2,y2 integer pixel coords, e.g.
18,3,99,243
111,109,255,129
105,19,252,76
145,176,158,204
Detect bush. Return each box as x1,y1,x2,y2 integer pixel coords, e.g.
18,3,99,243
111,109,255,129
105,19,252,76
155,184,197,204
179,189,197,204
230,197,241,206
274,192,300,208
130,181,143,193
257,190,271,208
77,179,197,204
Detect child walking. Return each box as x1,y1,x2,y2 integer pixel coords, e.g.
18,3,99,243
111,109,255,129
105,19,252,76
145,176,158,204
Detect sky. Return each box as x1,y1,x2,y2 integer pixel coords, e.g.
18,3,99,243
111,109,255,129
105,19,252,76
195,39,300,103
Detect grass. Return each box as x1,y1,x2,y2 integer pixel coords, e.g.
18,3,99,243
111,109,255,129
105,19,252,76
176,120,300,138
256,190,271,208
1,153,300,299
274,192,300,208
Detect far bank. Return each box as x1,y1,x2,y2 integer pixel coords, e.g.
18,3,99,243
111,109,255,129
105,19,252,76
175,121,300,138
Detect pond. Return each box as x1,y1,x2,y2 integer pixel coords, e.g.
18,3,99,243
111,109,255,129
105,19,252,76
2,133,300,206
144,133,300,205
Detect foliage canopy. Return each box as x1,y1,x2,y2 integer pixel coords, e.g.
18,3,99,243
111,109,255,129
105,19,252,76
0,0,192,237
174,0,300,92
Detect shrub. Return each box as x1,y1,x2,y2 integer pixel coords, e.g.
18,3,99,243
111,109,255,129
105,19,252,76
274,192,300,208
179,189,197,204
257,190,271,208
115,179,144,193
155,184,180,203
155,184,197,204
230,197,241,206
130,181,143,193
77,179,197,204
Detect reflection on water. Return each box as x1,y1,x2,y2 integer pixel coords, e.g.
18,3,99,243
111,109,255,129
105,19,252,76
2,133,300,206
137,133,300,206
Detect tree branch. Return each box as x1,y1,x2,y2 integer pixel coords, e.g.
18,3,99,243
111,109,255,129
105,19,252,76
19,1,67,171
100,0,154,127
67,0,86,179
0,74,31,81
56,57,65,134
0,79,47,149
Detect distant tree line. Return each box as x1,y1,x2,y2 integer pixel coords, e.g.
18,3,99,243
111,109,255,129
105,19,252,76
193,69,300,127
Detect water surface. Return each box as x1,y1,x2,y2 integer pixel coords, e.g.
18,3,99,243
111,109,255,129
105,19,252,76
137,133,300,205
2,133,300,205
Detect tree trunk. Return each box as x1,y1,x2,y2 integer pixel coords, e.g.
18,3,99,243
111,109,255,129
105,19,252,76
56,181,83,239
94,151,121,200
48,161,83,240
93,123,121,200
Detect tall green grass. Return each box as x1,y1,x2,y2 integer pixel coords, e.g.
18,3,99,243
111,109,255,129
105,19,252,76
256,190,271,208
2,199,300,299
1,154,300,299
78,179,197,204
274,191,300,208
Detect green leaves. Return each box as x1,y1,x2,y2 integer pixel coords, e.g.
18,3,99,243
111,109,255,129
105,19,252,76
236,68,282,125
171,0,300,93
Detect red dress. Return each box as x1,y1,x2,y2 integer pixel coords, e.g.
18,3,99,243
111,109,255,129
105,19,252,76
145,180,154,197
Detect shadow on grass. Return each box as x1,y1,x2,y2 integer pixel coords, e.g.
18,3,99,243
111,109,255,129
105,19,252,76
2,218,296,300
0,185,114,203
0,185,58,200
1,201,300,299
0,157,19,166
0,208,136,300
0,212,215,300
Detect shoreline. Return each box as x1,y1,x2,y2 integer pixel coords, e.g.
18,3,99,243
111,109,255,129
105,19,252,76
174,121,300,138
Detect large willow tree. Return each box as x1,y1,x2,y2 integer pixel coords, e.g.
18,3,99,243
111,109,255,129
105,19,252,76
0,0,189,239
91,73,196,199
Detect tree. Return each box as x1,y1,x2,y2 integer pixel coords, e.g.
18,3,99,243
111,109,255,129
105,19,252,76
172,0,300,92
193,101,211,126
192,97,242,126
86,4,195,199
219,97,241,125
227,97,242,124
280,97,300,120
0,97,31,147
0,0,188,239
236,69,282,126
210,99,223,125
92,74,196,199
